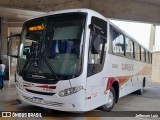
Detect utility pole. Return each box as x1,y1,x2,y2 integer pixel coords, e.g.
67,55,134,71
0,17,2,59
149,24,156,51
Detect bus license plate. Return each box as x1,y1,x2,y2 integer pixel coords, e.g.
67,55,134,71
32,97,44,104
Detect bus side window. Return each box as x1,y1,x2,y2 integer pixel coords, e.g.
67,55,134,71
110,27,125,56
125,37,134,59
146,51,149,63
151,53,152,64
87,17,107,77
134,42,141,61
149,52,152,64
141,47,146,62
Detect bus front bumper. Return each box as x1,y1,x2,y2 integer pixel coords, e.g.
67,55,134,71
16,87,86,112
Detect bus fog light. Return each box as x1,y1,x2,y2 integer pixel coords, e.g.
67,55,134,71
16,80,23,90
58,86,83,97
19,85,24,90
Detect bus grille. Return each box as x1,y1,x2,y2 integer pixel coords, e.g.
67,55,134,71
22,96,63,107
25,89,55,96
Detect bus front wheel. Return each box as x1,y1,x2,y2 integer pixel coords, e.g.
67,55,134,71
101,87,116,112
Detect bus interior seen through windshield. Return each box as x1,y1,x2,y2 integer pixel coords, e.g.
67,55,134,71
18,13,86,80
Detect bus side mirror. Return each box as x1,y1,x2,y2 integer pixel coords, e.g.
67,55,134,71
89,24,94,31
7,37,11,55
7,34,21,58
91,35,101,54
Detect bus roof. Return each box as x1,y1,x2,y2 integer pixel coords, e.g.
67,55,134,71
24,8,152,53
25,9,105,22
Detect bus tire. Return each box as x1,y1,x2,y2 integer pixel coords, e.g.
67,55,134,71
136,88,144,95
101,87,115,112
136,80,145,95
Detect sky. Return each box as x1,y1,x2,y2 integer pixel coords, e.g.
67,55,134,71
155,26,160,51
110,20,160,51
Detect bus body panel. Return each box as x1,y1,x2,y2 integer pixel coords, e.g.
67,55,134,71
16,74,87,111
85,51,151,110
15,9,152,112
102,52,151,98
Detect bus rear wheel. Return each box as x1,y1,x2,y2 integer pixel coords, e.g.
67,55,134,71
136,79,145,95
136,88,144,95
101,87,115,112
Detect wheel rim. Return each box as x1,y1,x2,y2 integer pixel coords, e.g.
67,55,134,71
106,90,114,108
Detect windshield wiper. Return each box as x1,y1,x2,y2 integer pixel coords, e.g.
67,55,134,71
19,58,31,76
19,54,59,81
37,20,59,80
40,54,59,80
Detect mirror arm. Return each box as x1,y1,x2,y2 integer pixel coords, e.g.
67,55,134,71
8,55,18,58
7,34,21,58
7,34,21,39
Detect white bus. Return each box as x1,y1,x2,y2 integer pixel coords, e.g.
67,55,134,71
11,9,152,112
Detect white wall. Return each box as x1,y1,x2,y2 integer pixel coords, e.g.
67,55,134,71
152,52,160,83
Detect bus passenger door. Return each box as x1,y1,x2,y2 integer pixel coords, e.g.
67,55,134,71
86,16,107,110
7,34,21,84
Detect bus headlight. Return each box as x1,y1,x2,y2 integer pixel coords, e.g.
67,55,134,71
58,86,83,97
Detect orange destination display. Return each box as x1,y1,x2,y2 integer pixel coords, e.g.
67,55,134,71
29,25,45,31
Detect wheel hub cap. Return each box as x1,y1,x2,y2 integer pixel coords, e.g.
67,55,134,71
106,90,114,108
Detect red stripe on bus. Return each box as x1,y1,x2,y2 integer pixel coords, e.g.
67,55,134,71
106,77,118,90
106,77,131,90
35,85,56,89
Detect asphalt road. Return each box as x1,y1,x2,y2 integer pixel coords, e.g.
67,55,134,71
0,81,160,120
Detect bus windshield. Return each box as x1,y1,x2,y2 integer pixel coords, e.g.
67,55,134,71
17,13,86,80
